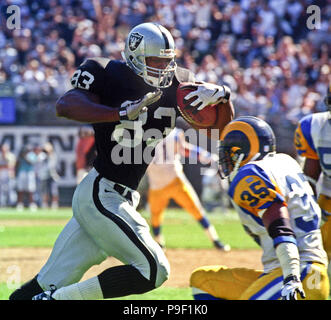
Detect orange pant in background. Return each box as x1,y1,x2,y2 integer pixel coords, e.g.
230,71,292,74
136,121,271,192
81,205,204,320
148,177,205,228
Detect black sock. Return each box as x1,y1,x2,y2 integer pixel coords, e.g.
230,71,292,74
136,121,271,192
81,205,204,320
9,275,43,300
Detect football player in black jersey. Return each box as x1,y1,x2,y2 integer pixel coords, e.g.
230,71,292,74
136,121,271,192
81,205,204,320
10,22,233,300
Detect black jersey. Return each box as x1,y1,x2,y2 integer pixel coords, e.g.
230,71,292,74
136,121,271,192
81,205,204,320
70,57,195,190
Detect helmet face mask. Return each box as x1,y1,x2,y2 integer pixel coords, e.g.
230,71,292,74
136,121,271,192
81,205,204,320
218,116,276,180
219,145,240,179
122,23,177,89
143,57,176,88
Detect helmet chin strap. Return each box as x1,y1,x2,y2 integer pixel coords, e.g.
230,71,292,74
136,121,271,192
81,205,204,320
250,152,261,162
229,153,245,182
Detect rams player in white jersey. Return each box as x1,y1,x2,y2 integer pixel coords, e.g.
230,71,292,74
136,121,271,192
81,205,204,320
190,116,329,300
294,85,331,284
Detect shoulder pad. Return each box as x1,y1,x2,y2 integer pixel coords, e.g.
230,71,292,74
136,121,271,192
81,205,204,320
175,67,196,83
71,57,110,94
229,163,285,217
81,57,111,69
294,114,318,159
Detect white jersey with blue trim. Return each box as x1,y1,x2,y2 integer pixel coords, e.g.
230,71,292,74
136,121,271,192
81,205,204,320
295,112,331,197
229,153,328,273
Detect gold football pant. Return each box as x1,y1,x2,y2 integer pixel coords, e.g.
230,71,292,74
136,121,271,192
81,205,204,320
321,219,331,260
148,177,205,228
190,262,329,300
318,194,331,260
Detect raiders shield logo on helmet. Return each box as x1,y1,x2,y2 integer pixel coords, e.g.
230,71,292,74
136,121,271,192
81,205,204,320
129,32,143,51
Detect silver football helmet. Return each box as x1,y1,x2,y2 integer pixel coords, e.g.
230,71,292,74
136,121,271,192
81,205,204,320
122,22,177,88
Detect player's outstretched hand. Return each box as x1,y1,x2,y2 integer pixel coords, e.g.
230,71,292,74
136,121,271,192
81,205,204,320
119,90,163,120
281,275,306,300
183,82,231,111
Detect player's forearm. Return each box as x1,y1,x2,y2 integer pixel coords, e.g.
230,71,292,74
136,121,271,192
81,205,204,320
262,202,301,278
56,89,120,123
276,241,301,279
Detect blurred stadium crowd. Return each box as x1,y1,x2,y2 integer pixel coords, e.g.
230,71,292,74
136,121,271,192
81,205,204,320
0,0,330,208
0,140,59,209
0,125,96,209
1,0,330,154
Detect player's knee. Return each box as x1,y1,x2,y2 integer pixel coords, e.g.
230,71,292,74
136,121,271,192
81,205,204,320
190,265,228,288
155,259,170,288
190,267,206,288
133,254,170,290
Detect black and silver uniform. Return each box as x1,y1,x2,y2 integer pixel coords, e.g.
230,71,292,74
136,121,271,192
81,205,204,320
71,57,194,190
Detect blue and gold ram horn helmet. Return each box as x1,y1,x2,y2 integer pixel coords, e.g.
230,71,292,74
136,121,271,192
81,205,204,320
218,116,276,179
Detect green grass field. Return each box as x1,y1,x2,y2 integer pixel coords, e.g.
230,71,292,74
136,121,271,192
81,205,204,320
0,207,257,249
0,207,257,300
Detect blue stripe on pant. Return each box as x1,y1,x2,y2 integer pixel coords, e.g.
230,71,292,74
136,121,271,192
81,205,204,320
249,263,312,300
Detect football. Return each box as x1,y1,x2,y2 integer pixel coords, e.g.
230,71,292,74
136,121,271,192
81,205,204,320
176,82,217,128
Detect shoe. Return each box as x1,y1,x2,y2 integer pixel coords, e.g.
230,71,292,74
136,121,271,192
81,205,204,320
214,240,231,252
29,202,38,212
41,202,48,209
16,203,24,211
32,285,57,300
